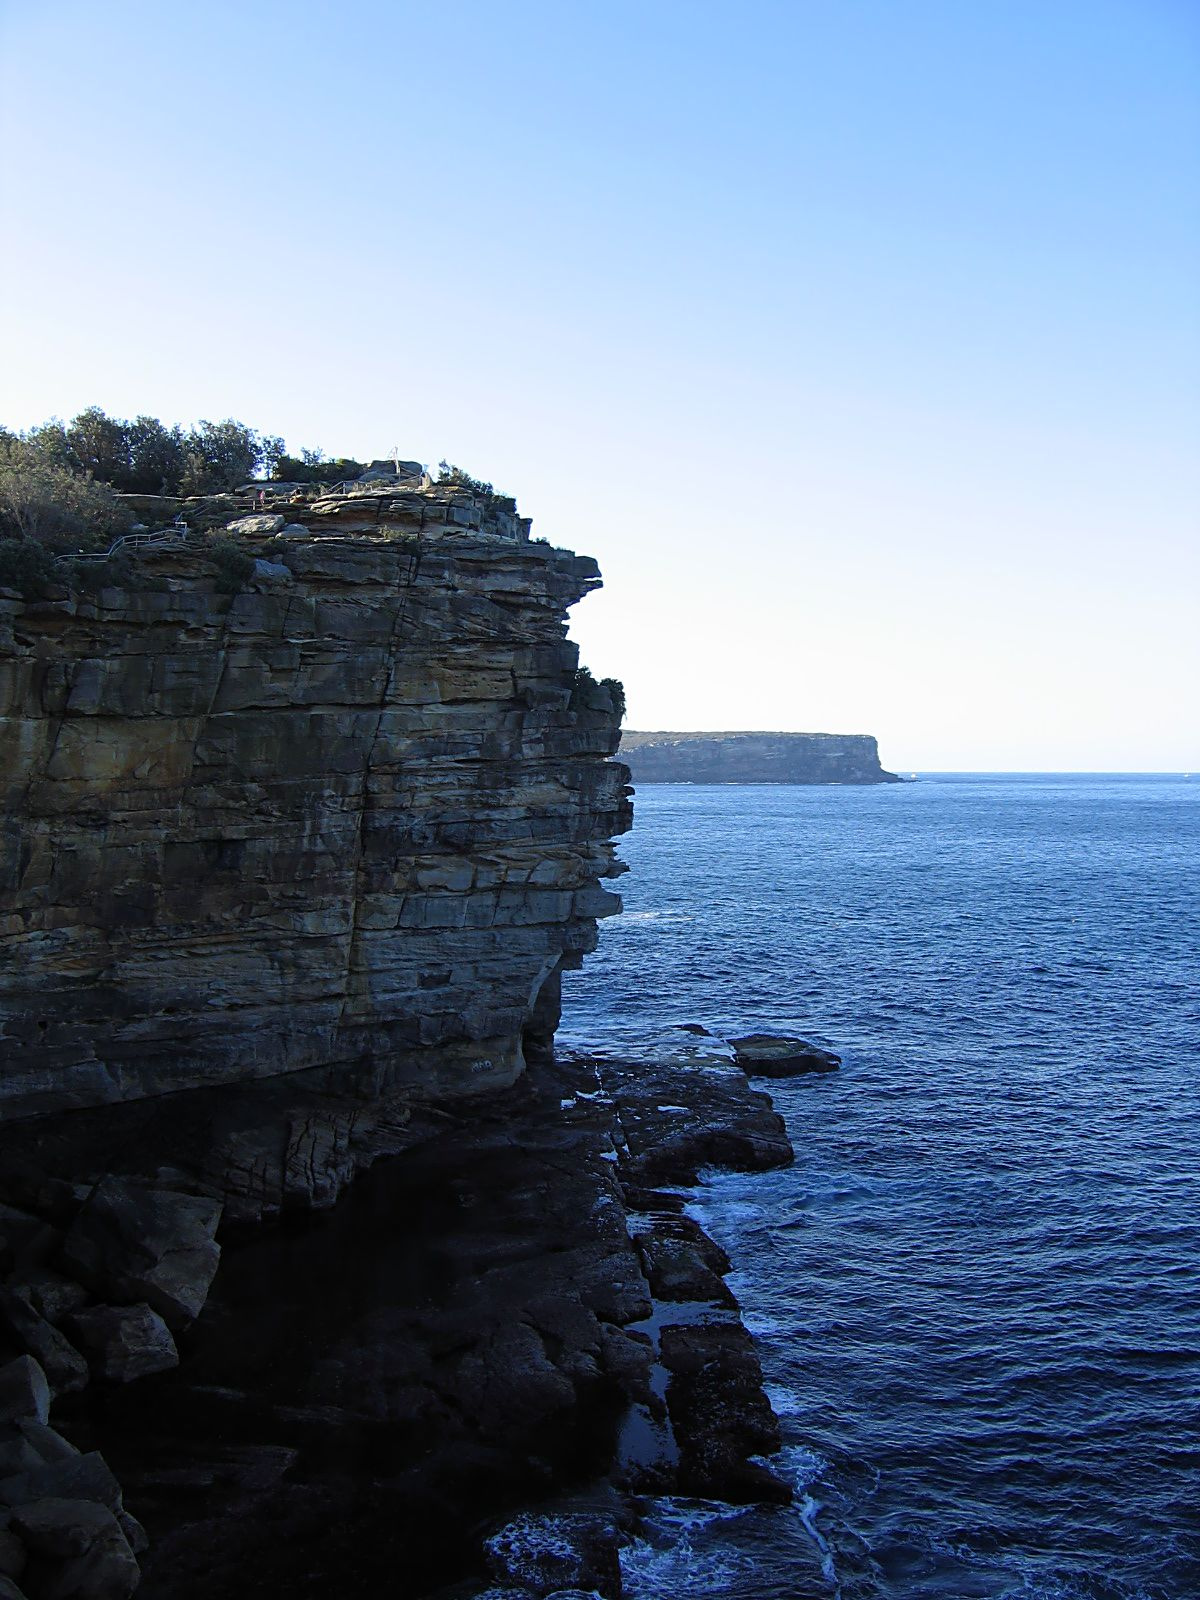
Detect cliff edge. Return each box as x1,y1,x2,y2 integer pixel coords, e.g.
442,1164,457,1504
620,729,900,784
1,483,631,1126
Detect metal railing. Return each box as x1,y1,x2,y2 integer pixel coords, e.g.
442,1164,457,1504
69,523,191,564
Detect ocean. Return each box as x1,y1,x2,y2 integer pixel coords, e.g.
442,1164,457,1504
560,774,1200,1600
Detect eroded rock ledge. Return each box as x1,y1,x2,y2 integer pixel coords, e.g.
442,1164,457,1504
0,1040,825,1600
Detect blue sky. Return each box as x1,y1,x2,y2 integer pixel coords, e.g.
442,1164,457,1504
2,0,1196,768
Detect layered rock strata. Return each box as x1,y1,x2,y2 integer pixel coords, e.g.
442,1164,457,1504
1,518,629,1120
620,729,900,784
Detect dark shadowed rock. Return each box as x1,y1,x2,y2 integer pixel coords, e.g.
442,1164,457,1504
731,1034,841,1077
59,1181,222,1329
634,1234,737,1307
12,1497,138,1599
0,1291,89,1395
65,1304,178,1383
0,1361,49,1427
598,1047,793,1185
0,1167,88,1229
8,1273,89,1329
18,1424,79,1466
659,1322,790,1505
5,1452,123,1514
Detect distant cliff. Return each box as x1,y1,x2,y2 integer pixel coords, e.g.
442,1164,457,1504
620,730,900,784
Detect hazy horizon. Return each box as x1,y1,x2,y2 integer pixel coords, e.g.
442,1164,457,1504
2,0,1196,772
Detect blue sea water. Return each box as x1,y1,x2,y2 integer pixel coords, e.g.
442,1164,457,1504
560,774,1200,1600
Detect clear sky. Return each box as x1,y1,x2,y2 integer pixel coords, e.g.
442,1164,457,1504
2,0,1197,770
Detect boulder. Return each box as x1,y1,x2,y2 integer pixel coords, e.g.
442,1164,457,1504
0,1575,27,1600
0,1420,77,1484
0,1432,44,1484
251,559,291,581
730,1034,841,1077
224,513,284,536
11,1498,138,1600
0,1362,49,1427
59,1180,221,1328
14,1422,78,1466
0,1292,89,1395
7,1452,122,1513
9,1273,89,1329
65,1304,178,1384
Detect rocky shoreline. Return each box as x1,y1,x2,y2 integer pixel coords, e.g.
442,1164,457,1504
0,1031,837,1600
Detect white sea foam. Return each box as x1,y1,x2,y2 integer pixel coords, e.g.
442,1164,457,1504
763,1382,806,1418
619,1497,758,1598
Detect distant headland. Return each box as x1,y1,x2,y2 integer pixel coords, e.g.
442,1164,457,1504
620,730,901,785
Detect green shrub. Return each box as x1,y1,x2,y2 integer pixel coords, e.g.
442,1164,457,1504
600,676,627,722
0,537,61,598
437,460,517,516
271,448,365,485
570,665,626,722
0,436,131,545
206,535,256,593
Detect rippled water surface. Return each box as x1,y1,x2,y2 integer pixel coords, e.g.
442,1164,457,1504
562,775,1200,1600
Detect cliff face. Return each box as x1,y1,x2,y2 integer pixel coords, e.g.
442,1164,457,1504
1,510,630,1122
620,730,900,785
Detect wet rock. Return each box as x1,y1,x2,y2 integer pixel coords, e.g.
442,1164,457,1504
634,1234,736,1307
483,1511,621,1598
65,1304,178,1383
597,1325,653,1388
730,1034,841,1077
0,1291,89,1395
60,1180,221,1329
660,1322,790,1505
0,1361,50,1427
598,1051,793,1185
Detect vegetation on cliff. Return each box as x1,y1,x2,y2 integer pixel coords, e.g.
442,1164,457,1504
0,408,521,599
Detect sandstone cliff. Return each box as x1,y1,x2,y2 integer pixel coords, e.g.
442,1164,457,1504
620,729,900,784
1,487,630,1124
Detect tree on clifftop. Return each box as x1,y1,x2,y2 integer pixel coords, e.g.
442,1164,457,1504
180,419,273,493
0,432,131,545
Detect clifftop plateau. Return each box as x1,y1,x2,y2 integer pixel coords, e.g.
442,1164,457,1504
620,729,900,784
